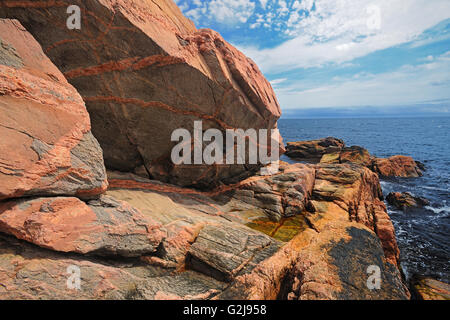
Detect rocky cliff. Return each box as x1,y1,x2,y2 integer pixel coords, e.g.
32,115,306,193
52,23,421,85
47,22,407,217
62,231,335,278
0,1,411,300
0,0,281,188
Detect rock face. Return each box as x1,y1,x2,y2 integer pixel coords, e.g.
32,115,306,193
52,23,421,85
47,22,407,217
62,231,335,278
0,0,281,188
0,233,228,300
373,156,423,178
0,19,107,200
0,161,409,299
0,195,165,257
286,137,423,178
411,276,450,300
386,192,430,210
309,163,400,267
286,137,344,161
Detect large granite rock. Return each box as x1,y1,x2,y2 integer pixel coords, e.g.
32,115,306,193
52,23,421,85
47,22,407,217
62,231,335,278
285,137,344,161
0,0,281,188
0,195,165,257
373,156,423,178
386,192,430,210
286,137,423,178
0,19,107,200
308,163,400,266
107,164,407,299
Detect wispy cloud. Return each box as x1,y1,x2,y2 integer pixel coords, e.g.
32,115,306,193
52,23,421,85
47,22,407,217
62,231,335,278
237,0,450,72
277,51,450,108
176,0,450,110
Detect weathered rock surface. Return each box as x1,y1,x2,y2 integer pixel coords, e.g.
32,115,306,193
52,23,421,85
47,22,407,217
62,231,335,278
339,146,373,167
386,192,430,210
286,137,344,161
411,276,450,300
188,224,281,282
0,0,281,188
0,234,227,300
287,137,423,178
309,163,400,266
373,156,423,178
0,18,107,200
0,161,409,299
0,195,165,257
218,162,408,299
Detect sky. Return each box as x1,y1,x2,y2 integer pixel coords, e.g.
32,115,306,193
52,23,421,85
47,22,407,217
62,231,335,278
174,0,450,115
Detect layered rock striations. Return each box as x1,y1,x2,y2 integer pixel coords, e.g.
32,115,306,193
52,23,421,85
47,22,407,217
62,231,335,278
0,0,281,188
411,276,450,300
0,18,107,200
286,137,345,161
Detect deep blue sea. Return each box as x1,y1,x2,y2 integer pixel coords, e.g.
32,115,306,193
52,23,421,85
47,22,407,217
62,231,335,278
278,117,450,283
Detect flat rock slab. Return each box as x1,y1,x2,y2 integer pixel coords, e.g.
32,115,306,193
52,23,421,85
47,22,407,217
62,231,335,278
285,137,345,161
0,234,226,300
0,18,107,200
0,195,165,257
188,224,282,282
411,276,450,300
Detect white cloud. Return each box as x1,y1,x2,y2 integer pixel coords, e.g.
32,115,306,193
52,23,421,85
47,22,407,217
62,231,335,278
270,78,288,86
259,0,269,9
238,0,450,72
184,0,256,26
276,51,450,108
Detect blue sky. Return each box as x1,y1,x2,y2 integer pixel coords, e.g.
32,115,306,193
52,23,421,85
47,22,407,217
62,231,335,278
174,0,450,113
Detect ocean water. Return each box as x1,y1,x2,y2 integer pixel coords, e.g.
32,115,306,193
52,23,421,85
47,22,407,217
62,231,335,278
278,117,450,283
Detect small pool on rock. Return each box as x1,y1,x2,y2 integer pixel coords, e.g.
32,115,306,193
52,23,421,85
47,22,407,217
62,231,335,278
246,214,310,242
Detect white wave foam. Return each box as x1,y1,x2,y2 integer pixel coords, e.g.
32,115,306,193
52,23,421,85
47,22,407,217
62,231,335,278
425,206,450,214
421,185,450,192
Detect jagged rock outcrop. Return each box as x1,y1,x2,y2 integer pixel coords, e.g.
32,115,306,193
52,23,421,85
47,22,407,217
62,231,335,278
286,137,423,178
386,192,430,210
308,163,400,266
0,18,107,200
0,195,165,257
0,0,281,188
286,137,344,161
373,156,423,178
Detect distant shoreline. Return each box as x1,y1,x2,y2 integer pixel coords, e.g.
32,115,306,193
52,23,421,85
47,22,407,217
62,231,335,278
280,115,450,120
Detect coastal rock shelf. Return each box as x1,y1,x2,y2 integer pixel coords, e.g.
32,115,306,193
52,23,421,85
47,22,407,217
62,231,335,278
286,137,424,178
0,1,426,300
0,161,410,299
